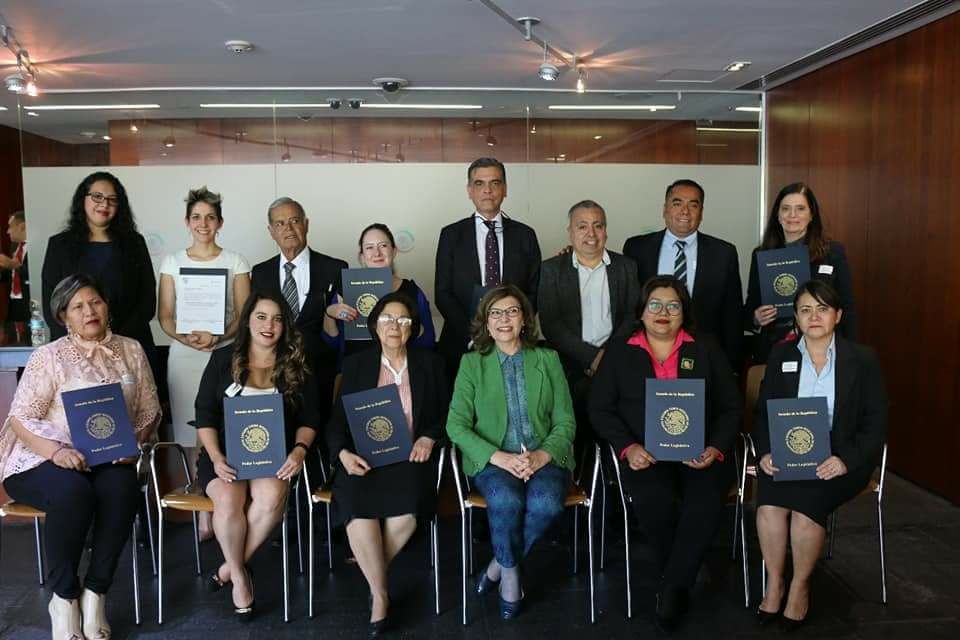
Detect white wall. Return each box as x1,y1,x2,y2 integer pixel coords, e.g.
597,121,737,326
23,163,760,343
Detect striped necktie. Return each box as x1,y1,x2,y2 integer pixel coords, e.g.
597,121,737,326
282,262,300,319
673,239,687,287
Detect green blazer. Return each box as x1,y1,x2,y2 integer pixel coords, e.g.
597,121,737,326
446,346,576,477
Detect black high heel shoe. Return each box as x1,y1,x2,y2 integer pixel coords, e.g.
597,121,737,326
498,591,524,620
233,567,256,622
755,607,779,626
368,615,388,639
206,569,228,593
780,615,807,634
476,572,500,595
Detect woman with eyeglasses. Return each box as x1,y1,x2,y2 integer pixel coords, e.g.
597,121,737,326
41,171,159,374
326,291,449,637
446,284,576,620
589,275,741,634
323,223,436,359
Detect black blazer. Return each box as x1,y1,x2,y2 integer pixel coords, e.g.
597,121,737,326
744,240,857,362
2,242,30,321
434,215,541,358
751,337,887,476
326,346,450,464
589,333,741,457
623,230,743,368
41,231,156,350
195,346,322,449
538,250,641,377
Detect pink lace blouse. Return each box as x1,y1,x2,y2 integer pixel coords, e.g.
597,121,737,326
0,332,161,482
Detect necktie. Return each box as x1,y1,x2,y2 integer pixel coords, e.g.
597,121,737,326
483,219,501,287
282,262,300,319
11,243,23,297
673,239,687,288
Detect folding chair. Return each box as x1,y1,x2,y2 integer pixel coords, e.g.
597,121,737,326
451,442,601,625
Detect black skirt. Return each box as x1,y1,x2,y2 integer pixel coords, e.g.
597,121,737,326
330,453,438,526
756,466,873,528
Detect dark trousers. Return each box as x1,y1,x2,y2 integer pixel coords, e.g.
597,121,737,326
620,458,730,589
472,463,568,568
4,461,140,599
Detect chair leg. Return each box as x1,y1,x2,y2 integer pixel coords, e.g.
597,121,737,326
461,510,469,626
761,559,767,599
191,512,202,576
157,511,165,624
587,499,596,624
599,463,608,571
467,509,475,576
740,493,749,608
143,487,157,576
572,504,580,575
33,516,45,585
308,498,315,619
283,513,290,623
878,498,887,604
132,519,141,625
732,491,741,560
325,504,333,571
295,482,304,575
433,517,440,616
612,459,631,619
827,511,837,559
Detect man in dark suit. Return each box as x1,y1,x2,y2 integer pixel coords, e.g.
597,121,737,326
250,197,347,423
1,211,29,344
622,179,743,369
434,158,541,376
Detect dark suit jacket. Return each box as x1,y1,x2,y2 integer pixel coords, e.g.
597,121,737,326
744,240,857,362
41,231,156,351
588,333,741,457
538,250,640,377
434,215,541,359
251,248,348,425
751,337,887,476
622,230,743,368
3,242,30,321
326,345,450,466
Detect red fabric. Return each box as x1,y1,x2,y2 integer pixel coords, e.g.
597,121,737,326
11,243,23,296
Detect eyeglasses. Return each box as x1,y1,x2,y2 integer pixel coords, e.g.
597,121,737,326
87,192,120,207
376,314,413,327
488,306,522,320
271,216,304,230
646,300,682,316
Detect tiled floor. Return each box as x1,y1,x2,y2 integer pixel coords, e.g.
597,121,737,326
1,472,958,639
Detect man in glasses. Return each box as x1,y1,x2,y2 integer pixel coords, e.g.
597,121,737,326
622,179,743,370
434,157,542,377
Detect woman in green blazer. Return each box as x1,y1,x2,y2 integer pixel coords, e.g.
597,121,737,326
446,284,576,620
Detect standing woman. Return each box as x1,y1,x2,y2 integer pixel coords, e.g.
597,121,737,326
193,290,321,619
753,280,887,630
446,284,576,620
326,291,449,636
42,171,158,372
157,186,251,539
745,182,857,363
324,223,436,358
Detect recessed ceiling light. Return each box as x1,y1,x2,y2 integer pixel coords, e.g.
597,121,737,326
593,135,602,140
102,135,112,141
486,135,497,147
548,105,676,111
0,106,7,111
724,61,752,72
129,123,139,132
696,126,760,132
558,153,566,158
735,106,762,112
27,111,39,117
163,135,176,147
30,104,160,111
201,103,330,108
360,103,482,110
529,124,537,134
225,40,254,54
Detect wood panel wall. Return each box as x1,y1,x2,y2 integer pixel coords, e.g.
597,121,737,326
766,11,960,504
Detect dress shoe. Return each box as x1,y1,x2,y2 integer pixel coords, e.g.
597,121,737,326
81,588,111,639
206,569,228,592
654,587,689,634
49,593,83,640
499,593,524,620
780,614,807,634
476,571,499,595
232,567,256,623
368,614,389,638
755,607,779,626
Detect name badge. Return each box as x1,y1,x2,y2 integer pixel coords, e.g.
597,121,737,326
225,382,242,398
121,374,135,385
817,264,834,275
782,361,799,373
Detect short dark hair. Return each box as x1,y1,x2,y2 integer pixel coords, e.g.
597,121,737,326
185,186,223,221
10,210,25,223
792,279,842,312
761,182,829,262
664,179,705,205
49,273,110,327
470,284,538,354
467,157,506,184
567,199,607,222
634,275,697,336
367,291,421,343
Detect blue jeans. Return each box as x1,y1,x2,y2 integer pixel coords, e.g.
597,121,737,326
472,462,567,569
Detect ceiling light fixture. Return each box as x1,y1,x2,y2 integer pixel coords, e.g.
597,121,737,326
26,110,38,117
696,126,760,132
593,135,603,140
576,68,586,94
734,106,762,112
529,124,537,134
224,40,254,54
30,104,160,111
486,127,497,147
548,104,676,111
0,106,7,111
129,122,139,132
162,135,176,148
1,27,40,95
724,61,752,72
200,103,330,109
102,135,112,141
538,41,560,81
359,103,482,110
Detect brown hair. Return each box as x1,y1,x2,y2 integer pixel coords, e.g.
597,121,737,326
469,284,538,355
761,182,829,262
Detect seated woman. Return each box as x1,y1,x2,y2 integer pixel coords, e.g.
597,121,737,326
324,223,437,359
327,291,449,637
0,273,161,640
589,275,741,633
194,289,321,620
446,284,576,620
753,280,887,630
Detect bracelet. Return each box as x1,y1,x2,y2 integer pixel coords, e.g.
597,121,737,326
293,442,310,454
49,444,67,461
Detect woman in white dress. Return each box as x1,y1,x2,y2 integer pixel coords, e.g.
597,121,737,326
157,186,251,539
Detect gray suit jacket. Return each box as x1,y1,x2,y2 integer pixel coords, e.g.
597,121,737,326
538,250,640,377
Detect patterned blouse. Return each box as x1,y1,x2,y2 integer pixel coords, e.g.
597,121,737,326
497,348,538,453
0,332,161,482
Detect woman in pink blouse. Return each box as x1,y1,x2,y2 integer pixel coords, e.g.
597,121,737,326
0,273,161,640
326,291,449,637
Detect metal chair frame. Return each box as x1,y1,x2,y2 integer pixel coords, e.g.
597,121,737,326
451,443,601,625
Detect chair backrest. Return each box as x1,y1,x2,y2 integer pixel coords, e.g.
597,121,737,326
742,364,766,434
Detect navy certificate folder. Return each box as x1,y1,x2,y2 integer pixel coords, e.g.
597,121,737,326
61,382,138,466
767,397,831,481
644,379,705,462
224,393,287,480
341,267,393,341
756,245,811,318
341,385,412,468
